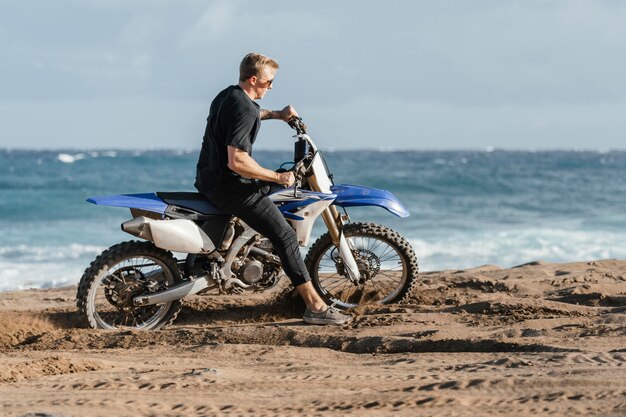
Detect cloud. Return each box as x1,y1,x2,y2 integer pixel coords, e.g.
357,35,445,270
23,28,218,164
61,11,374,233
284,94,626,150
2,0,626,148
180,1,237,46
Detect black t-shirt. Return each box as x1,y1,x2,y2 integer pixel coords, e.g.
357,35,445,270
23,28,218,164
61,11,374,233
195,85,261,196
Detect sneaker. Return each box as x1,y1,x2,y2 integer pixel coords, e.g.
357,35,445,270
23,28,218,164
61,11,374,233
303,305,351,325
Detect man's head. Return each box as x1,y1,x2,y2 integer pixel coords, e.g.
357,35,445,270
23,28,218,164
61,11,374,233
239,53,279,100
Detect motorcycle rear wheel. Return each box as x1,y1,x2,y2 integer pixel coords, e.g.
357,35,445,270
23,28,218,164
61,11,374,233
305,222,418,309
76,240,183,330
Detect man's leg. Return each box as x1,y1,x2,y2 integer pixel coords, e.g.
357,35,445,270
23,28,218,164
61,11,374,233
235,196,351,324
209,190,350,324
295,282,327,313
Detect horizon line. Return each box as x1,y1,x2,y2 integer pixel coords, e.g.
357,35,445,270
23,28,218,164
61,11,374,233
2,146,625,153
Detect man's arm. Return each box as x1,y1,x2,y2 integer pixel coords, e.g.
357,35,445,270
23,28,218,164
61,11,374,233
227,146,294,186
259,109,278,120
260,105,298,121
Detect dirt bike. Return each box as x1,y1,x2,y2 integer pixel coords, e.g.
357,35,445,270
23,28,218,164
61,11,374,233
76,118,418,330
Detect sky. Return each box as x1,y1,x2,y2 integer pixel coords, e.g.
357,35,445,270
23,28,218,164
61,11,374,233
1,0,625,150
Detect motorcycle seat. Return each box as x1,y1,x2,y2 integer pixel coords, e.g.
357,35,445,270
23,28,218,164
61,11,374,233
156,192,229,216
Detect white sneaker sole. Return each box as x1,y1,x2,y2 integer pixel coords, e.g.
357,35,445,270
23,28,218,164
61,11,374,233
303,316,350,325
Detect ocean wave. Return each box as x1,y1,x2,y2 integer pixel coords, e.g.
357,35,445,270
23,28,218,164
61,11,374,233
0,244,104,262
57,151,121,163
0,261,81,291
2,228,625,291
88,151,118,158
408,228,626,272
58,152,88,163
57,152,86,163
0,244,105,291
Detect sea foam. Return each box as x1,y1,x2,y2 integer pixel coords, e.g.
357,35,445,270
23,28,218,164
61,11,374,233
409,228,626,272
0,244,104,291
57,153,85,163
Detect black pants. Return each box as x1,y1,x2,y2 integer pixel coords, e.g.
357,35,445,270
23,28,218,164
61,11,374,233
206,186,311,287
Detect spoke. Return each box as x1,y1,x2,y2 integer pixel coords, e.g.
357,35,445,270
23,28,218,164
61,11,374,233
381,265,404,271
369,239,385,253
376,245,395,261
372,276,397,288
370,278,397,295
321,280,347,291
368,279,387,299
342,283,357,303
337,279,351,299
325,277,349,289
320,277,342,285
378,250,402,263
101,275,114,286
380,266,404,276
324,279,349,291
368,237,376,249
319,272,341,280
377,271,403,283
91,255,174,329
320,275,344,285
377,269,397,277
322,252,335,260
379,252,401,262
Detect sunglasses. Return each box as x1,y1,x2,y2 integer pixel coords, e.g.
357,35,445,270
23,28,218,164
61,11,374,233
258,77,274,87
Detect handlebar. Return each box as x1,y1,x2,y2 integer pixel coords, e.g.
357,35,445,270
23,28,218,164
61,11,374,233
288,117,307,135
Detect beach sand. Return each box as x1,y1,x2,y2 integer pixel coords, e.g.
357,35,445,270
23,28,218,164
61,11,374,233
2,259,626,416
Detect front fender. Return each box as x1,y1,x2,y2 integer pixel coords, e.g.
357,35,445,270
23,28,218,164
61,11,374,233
330,184,410,218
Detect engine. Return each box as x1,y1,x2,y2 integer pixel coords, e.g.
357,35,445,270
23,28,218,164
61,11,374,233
227,239,282,291
235,257,282,289
239,259,264,284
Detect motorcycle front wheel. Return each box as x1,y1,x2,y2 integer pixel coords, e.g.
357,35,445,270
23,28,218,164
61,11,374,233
76,241,183,330
305,222,418,309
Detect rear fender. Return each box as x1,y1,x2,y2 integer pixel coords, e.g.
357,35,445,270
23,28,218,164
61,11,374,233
87,193,167,217
330,184,410,218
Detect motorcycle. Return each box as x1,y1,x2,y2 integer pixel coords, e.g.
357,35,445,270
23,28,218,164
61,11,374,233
76,118,419,330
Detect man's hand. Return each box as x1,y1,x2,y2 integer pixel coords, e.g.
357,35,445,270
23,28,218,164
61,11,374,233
276,171,295,187
278,105,298,122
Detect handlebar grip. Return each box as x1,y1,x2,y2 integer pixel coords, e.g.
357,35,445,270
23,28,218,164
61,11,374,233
288,116,300,128
288,116,307,134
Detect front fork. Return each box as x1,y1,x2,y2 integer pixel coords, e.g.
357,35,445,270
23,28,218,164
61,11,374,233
310,176,361,283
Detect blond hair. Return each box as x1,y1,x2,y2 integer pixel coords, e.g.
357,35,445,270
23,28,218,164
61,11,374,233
239,53,279,82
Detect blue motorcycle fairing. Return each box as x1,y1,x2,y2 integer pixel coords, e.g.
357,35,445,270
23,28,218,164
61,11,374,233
87,193,168,214
330,184,410,218
269,188,337,221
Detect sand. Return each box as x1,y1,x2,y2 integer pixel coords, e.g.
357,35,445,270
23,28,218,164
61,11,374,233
2,259,626,416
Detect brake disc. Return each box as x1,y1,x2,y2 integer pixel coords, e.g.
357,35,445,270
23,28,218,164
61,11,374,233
355,248,381,283
104,269,147,310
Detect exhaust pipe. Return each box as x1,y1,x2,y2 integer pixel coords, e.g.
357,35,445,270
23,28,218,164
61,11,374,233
133,276,211,306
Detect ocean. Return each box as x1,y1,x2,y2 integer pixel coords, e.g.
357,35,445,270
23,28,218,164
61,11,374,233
1,148,625,291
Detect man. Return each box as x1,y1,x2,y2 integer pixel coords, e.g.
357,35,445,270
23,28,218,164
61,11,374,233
195,52,350,325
